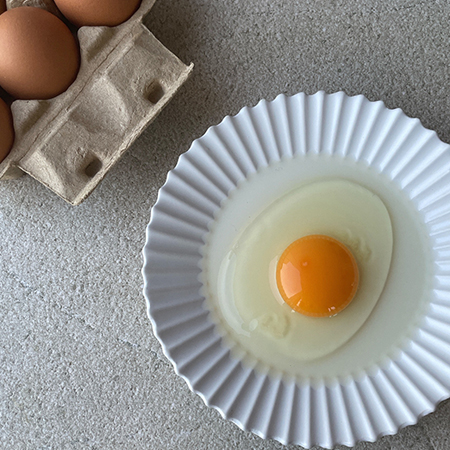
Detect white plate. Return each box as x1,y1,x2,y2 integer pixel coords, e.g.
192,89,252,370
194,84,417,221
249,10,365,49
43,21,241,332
142,92,450,448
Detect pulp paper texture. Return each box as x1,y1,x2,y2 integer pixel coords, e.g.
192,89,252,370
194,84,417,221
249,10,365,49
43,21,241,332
0,0,192,204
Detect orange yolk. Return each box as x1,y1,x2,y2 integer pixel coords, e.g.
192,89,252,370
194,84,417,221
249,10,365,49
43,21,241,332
276,235,359,317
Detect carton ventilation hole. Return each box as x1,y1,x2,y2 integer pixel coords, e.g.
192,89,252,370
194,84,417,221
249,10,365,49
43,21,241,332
85,158,103,177
147,81,164,104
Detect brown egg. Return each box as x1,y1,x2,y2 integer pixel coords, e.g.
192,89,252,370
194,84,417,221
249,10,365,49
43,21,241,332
54,0,141,27
0,97,14,163
0,1,5,14
0,7,80,100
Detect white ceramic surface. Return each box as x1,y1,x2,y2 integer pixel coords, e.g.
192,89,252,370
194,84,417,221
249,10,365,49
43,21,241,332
142,92,450,448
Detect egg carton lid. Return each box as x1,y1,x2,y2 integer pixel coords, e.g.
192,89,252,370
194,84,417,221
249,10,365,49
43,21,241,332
0,0,193,205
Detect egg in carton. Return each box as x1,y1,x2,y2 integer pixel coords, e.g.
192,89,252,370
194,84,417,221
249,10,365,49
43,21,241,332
0,0,193,205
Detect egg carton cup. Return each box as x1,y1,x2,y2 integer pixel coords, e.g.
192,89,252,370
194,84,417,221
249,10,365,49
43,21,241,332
0,0,193,205
7,0,63,18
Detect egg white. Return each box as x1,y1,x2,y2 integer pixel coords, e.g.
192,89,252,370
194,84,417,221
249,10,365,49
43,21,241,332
212,179,393,367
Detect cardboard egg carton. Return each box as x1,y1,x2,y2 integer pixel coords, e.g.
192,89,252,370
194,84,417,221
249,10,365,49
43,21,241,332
0,0,193,205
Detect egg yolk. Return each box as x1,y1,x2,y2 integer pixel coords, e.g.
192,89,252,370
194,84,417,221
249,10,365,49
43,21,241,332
276,235,359,317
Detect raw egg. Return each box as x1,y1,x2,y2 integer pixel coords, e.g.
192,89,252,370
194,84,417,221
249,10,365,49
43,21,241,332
0,97,14,162
277,234,359,317
54,0,141,27
0,7,80,100
212,179,393,363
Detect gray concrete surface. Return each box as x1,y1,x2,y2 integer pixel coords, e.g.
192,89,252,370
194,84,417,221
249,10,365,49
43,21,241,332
2,0,450,448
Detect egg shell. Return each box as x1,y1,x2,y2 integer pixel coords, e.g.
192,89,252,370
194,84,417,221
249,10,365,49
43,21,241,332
0,7,80,100
0,97,14,162
54,0,141,27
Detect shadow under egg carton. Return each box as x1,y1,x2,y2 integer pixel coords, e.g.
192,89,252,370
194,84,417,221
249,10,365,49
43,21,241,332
0,0,193,205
